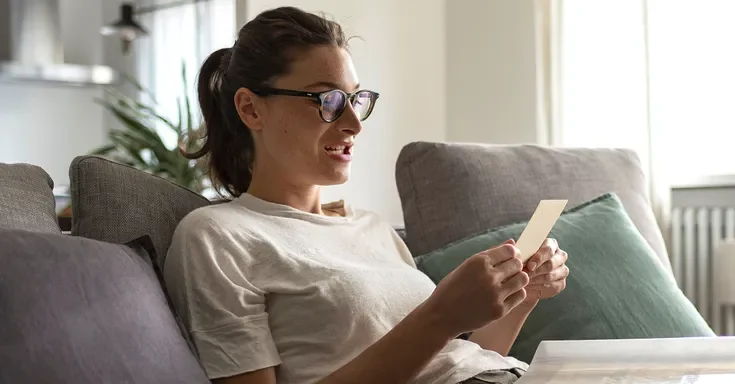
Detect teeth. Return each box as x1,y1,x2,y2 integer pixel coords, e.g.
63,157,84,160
325,145,346,152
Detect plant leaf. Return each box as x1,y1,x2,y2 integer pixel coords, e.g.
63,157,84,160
90,144,117,155
175,96,184,134
100,100,184,178
182,63,194,135
108,130,149,167
99,99,166,147
119,72,159,104
92,66,208,192
102,88,180,134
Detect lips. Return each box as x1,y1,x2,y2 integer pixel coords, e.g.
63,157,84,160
325,143,353,155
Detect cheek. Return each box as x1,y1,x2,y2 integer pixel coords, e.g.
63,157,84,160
262,100,330,160
271,120,326,159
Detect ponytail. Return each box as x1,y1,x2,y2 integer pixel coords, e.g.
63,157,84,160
183,47,254,197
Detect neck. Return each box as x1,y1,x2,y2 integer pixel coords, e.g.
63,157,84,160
246,166,323,215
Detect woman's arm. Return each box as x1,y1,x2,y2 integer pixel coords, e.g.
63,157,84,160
468,299,537,356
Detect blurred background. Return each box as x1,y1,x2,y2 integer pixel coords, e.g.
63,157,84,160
2,0,735,332
3,0,734,222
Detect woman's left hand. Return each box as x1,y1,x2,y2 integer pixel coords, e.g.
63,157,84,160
520,238,569,302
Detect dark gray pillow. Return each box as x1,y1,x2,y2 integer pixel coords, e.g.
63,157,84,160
0,163,61,233
70,156,210,266
0,229,209,384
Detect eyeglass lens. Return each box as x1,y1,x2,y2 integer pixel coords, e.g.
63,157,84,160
321,90,375,122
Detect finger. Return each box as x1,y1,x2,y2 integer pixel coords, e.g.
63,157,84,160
495,255,524,278
487,244,519,266
529,250,568,278
503,287,528,310
526,239,560,273
529,265,570,285
534,279,566,296
489,240,515,252
502,271,530,296
526,238,558,272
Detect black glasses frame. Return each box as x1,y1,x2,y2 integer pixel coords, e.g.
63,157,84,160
249,87,380,123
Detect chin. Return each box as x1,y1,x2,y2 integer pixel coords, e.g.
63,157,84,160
323,173,350,186
318,168,350,186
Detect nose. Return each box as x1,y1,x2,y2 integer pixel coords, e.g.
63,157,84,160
337,103,363,136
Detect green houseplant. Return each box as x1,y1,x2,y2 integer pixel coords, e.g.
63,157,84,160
91,66,208,193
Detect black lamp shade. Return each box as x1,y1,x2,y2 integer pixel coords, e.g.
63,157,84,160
100,3,148,41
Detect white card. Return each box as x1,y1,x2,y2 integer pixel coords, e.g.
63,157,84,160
515,200,568,263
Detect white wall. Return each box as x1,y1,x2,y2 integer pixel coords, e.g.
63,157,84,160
446,0,542,145
242,0,447,226
0,0,131,189
0,0,544,226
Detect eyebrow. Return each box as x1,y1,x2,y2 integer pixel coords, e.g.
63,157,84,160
303,81,360,92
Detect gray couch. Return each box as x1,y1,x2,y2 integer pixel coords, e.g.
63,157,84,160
0,142,671,383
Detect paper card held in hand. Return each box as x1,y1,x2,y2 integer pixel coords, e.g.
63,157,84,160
515,200,568,263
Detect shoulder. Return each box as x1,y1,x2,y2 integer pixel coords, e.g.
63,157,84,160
173,200,262,239
348,205,415,265
342,203,414,258
346,205,399,234
330,199,381,223
165,202,270,267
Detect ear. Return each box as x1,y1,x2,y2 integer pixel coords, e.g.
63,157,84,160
234,87,263,131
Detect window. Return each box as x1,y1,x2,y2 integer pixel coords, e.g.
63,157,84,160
647,0,735,181
554,0,735,183
554,0,650,169
135,0,235,149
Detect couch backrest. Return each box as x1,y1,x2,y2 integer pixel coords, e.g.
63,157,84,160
70,156,210,265
0,162,61,233
395,141,672,272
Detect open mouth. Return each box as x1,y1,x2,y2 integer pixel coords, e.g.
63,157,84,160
325,144,353,155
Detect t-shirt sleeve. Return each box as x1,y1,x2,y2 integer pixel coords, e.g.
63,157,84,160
163,215,281,379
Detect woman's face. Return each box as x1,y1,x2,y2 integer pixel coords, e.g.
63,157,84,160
237,45,368,187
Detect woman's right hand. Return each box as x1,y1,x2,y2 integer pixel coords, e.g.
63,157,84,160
422,240,530,338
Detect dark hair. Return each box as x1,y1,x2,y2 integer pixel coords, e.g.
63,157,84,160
184,6,348,197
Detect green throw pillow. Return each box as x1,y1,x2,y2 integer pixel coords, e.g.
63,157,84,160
414,193,715,363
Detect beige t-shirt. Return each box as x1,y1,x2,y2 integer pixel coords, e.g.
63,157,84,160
163,194,528,384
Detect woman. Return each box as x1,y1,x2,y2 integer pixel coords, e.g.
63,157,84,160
163,6,569,384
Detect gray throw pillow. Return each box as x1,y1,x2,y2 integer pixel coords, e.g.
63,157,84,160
70,155,210,266
0,229,209,384
0,162,60,233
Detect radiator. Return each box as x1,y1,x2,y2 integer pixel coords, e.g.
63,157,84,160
670,205,735,336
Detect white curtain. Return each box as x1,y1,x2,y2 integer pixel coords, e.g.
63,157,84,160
540,0,735,250
135,0,236,149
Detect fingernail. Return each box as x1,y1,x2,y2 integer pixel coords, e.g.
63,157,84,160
528,262,537,271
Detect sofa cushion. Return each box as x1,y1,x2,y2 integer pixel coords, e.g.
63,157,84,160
126,234,199,357
70,156,210,265
0,163,60,233
0,229,209,383
395,142,671,271
414,193,714,364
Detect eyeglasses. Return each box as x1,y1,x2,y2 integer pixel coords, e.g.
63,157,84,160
249,87,379,123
